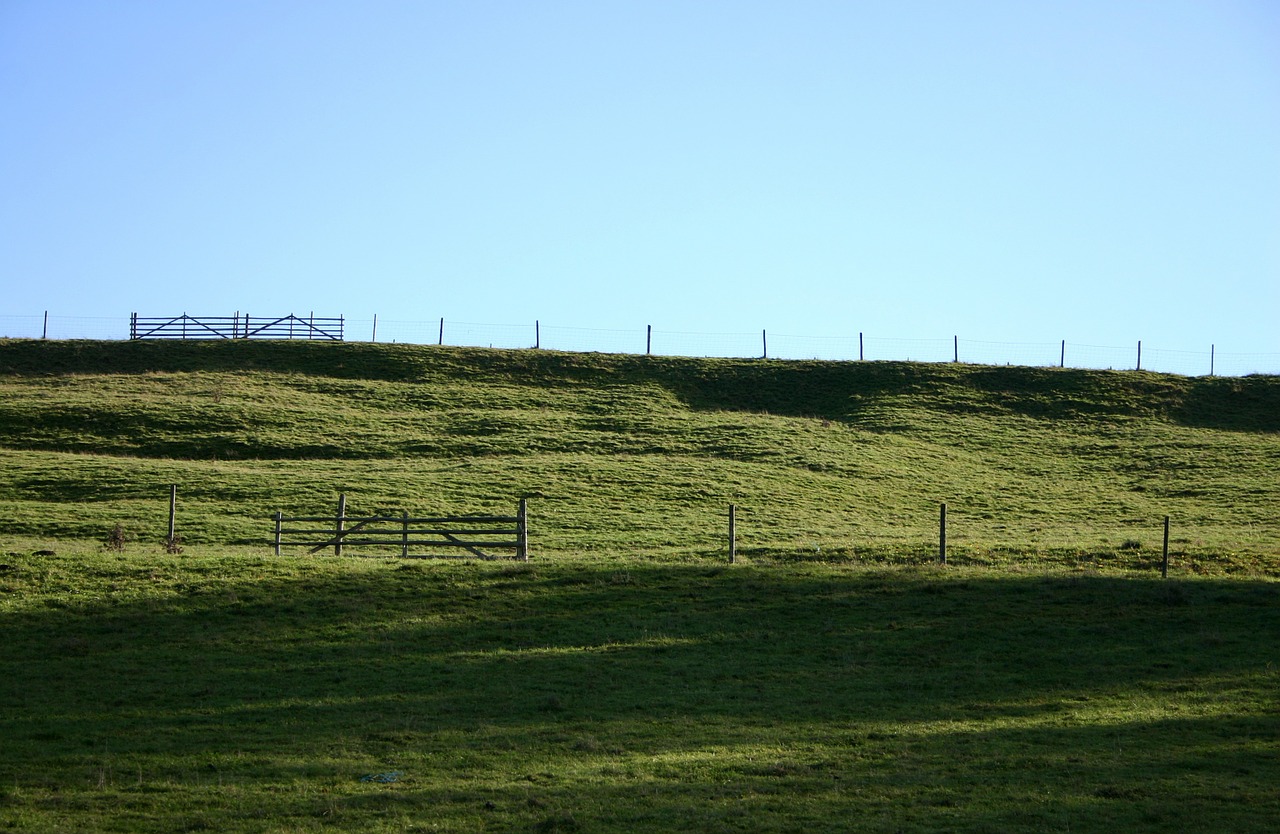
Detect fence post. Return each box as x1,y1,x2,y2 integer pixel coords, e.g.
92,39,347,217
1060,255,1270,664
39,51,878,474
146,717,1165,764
954,336,959,363
402,510,409,558
647,325,652,355
1137,340,1142,370
859,332,864,361
535,320,540,349
372,314,378,343
439,318,444,346
517,498,529,561
1161,516,1170,578
274,512,282,556
1061,340,1066,368
43,311,49,340
335,493,347,556
939,503,947,564
762,330,768,359
729,504,736,564
1210,344,1215,377
167,484,177,545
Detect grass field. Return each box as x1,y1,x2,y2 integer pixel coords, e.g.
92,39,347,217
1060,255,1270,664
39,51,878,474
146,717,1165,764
3,547,1278,833
1,339,1277,563
0,339,1277,831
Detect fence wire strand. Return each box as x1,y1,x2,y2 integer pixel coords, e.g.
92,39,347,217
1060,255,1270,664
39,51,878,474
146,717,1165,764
2,314,1276,377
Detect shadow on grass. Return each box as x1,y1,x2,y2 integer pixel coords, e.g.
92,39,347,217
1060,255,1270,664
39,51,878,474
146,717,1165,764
1,560,1277,831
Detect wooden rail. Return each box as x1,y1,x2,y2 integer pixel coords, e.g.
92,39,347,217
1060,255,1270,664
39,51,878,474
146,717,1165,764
273,496,529,561
130,313,344,341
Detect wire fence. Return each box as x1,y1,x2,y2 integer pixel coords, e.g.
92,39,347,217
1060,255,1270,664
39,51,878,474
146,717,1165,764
2,312,1276,377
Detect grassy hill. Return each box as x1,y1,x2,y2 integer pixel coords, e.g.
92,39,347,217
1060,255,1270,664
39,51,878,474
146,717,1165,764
1,339,1278,832
0,338,1277,568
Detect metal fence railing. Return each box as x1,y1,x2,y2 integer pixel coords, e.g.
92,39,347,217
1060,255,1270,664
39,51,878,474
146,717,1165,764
129,313,343,341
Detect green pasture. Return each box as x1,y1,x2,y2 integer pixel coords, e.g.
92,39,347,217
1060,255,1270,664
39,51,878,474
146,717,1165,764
1,548,1277,833
0,339,1277,565
0,339,1277,831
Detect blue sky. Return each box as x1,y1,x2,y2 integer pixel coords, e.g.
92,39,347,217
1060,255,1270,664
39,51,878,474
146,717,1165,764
2,1,1277,361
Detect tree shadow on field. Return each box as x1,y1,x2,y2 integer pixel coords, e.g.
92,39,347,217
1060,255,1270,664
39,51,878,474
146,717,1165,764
1,561,1277,831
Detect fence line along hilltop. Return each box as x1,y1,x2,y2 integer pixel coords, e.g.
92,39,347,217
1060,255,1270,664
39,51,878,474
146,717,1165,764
1,311,1276,378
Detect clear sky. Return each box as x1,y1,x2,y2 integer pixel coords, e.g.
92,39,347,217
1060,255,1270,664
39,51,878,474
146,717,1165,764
2,1,1277,359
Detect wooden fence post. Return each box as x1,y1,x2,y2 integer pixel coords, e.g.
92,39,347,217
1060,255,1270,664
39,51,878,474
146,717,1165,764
729,504,737,564
954,336,959,363
1162,515,1170,578
762,330,767,359
1210,345,1215,377
274,512,282,556
518,498,529,561
438,318,444,346
535,320,540,349
647,325,652,355
335,493,347,556
1061,339,1066,368
939,503,947,564
1137,340,1142,371
402,510,410,558
167,484,177,544
43,311,49,340
859,332,864,361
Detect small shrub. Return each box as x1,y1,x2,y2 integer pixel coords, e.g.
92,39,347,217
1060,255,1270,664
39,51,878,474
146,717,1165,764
164,534,184,555
1119,539,1143,551
105,524,128,552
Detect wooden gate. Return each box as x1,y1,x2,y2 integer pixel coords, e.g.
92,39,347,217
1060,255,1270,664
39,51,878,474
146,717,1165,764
273,496,529,561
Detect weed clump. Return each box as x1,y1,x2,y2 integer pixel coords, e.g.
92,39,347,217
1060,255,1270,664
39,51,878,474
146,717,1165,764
533,811,580,833
105,523,128,552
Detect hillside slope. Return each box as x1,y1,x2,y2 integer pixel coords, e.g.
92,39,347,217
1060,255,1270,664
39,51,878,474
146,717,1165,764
1,339,1277,568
